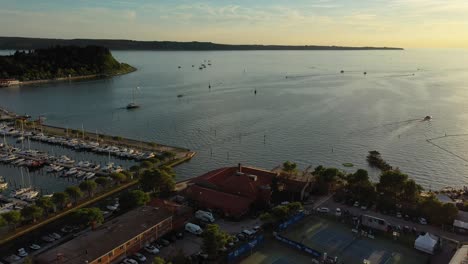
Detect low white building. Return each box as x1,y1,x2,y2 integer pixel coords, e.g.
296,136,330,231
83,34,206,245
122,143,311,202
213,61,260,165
414,232,439,254
449,245,468,264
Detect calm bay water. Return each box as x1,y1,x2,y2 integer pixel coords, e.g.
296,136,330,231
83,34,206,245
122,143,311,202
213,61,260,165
1,49,468,190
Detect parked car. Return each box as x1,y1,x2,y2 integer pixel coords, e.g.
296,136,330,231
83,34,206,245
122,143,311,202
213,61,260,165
8,255,21,262
316,207,330,213
185,223,203,235
132,252,146,262
242,229,256,238
396,212,402,218
29,244,41,250
17,248,28,257
41,235,55,243
418,217,427,225
160,238,170,246
236,233,246,241
60,225,73,233
122,258,138,264
353,201,360,207
144,245,160,255
50,232,61,239
335,208,342,216
360,205,367,210
195,252,208,260
195,210,215,223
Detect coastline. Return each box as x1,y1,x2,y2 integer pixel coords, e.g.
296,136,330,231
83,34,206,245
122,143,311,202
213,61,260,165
17,66,137,86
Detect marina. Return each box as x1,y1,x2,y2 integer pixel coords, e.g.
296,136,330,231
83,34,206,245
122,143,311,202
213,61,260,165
0,117,193,215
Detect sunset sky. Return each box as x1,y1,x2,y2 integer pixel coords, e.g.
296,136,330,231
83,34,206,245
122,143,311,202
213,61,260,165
1,0,467,48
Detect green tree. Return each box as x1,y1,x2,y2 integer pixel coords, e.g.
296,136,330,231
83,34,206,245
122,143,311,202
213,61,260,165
79,180,97,197
110,172,127,183
23,257,33,264
2,210,21,229
35,196,54,215
260,212,275,224
141,161,154,169
129,165,141,172
0,214,7,227
347,169,369,185
65,186,83,204
119,190,150,210
272,205,290,220
153,257,167,264
286,202,303,214
202,224,229,257
377,170,408,207
401,179,422,205
95,177,110,189
440,203,459,225
160,165,175,177
140,168,175,196
52,192,70,210
21,205,44,223
161,151,176,161
282,161,297,176
70,207,104,227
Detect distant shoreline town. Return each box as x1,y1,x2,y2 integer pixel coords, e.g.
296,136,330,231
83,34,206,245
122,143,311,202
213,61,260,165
0,36,404,51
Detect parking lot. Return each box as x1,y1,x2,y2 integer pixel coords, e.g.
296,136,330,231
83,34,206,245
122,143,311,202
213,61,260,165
283,215,429,264
115,213,263,263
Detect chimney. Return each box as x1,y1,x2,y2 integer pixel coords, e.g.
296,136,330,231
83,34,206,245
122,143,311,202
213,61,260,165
238,163,242,173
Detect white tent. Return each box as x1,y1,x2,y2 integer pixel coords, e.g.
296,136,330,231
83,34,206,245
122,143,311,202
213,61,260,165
414,233,439,254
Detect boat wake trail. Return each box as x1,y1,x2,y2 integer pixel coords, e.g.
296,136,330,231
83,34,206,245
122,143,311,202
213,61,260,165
348,118,422,137
285,73,339,79
384,74,416,78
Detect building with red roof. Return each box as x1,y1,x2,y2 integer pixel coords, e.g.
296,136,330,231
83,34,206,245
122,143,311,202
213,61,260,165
184,164,277,218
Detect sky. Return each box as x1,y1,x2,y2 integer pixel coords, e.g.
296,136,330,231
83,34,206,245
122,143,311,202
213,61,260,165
0,0,467,48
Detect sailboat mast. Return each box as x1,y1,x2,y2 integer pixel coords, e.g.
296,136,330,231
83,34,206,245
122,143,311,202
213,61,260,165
20,167,24,188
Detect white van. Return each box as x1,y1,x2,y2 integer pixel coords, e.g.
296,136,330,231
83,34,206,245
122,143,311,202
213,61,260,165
195,210,215,223
185,223,203,235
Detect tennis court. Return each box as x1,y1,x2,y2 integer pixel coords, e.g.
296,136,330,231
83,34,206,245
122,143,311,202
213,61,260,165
283,216,429,264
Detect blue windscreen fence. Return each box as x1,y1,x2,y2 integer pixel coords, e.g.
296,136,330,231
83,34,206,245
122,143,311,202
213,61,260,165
227,234,265,263
274,233,321,258
278,211,305,231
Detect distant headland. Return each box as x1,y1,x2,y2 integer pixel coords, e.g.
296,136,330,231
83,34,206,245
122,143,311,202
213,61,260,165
0,36,404,51
0,45,135,84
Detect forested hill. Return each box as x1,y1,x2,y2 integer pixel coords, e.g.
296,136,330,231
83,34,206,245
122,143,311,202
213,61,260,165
0,46,135,81
0,37,403,51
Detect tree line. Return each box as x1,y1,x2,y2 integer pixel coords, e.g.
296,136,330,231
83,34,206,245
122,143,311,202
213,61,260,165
280,161,459,226
0,45,134,81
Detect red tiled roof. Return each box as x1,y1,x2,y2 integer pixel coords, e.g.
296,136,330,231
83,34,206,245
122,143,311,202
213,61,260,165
191,166,275,199
185,185,252,216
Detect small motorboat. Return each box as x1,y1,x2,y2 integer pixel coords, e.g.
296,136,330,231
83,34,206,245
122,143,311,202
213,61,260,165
423,115,432,121
177,94,184,98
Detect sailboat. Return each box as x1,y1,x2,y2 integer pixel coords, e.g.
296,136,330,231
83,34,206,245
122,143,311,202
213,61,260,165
9,168,32,198
126,86,140,109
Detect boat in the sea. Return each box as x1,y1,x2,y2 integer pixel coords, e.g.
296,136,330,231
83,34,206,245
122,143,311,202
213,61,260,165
423,115,432,121
126,86,140,109
177,94,184,98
